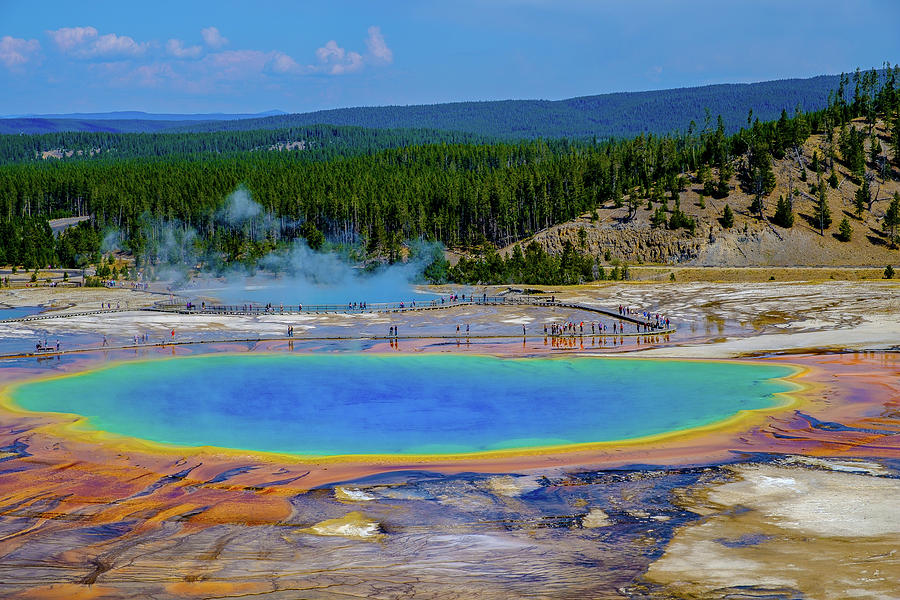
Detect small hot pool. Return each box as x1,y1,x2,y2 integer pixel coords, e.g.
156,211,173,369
6,354,798,456
0,306,43,320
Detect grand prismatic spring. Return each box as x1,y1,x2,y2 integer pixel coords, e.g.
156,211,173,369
0,285,898,599
5,355,798,457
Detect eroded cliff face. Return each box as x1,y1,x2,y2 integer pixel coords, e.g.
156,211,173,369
511,221,706,265
507,217,894,267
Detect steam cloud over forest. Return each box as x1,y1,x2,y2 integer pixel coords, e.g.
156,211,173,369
111,188,443,304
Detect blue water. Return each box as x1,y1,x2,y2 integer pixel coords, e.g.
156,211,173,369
9,354,796,456
0,306,43,320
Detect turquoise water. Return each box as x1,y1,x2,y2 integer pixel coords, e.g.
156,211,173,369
9,355,796,456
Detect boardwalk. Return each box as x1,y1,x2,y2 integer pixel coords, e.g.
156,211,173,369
148,295,671,329
2,295,674,332
1,294,674,359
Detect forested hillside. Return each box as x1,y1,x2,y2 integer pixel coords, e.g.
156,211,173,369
179,74,846,140
0,72,860,139
0,67,898,284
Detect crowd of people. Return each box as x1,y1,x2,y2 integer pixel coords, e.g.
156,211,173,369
618,305,670,330
83,294,673,348
34,338,60,352
192,293,509,315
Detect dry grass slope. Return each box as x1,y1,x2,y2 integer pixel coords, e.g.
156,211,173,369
505,117,899,267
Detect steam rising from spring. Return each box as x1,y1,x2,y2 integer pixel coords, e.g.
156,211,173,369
124,188,441,304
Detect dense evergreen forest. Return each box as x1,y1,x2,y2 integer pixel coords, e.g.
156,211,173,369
0,72,858,139
0,125,492,165
0,67,898,285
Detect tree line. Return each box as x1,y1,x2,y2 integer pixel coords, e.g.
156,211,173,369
0,66,898,282
0,124,491,165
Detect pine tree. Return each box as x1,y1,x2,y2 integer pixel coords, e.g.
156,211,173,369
651,206,668,228
884,192,900,248
721,204,734,229
869,138,880,166
747,145,776,218
854,179,870,218
837,217,852,242
815,185,832,235
773,195,794,228
893,114,900,169
716,163,731,198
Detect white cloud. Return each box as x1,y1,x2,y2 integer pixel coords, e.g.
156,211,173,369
0,36,40,69
133,62,176,87
47,26,147,58
313,26,392,75
201,26,228,49
166,39,202,59
203,49,305,78
365,26,392,64
270,51,301,74
205,49,270,77
47,26,97,52
315,40,363,75
315,40,344,63
332,52,363,74
90,33,147,57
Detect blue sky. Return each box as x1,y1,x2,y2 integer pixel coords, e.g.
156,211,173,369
1,0,898,115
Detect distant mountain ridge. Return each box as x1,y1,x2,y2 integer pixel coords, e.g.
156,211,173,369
3,110,286,121
0,111,287,136
178,75,841,139
0,118,187,135
0,73,849,138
